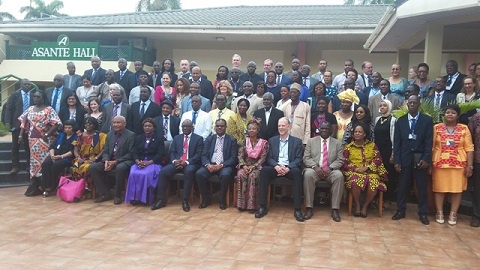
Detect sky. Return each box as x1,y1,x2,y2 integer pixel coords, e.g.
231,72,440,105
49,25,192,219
1,0,344,19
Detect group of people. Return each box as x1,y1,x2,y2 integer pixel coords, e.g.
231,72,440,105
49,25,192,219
3,54,480,227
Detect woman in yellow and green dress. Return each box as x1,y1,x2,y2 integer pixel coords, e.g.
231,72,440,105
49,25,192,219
227,98,252,146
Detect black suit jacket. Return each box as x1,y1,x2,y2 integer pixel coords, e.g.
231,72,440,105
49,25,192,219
4,89,33,129
393,113,433,167
114,69,134,94
191,79,214,104
127,101,161,134
253,107,284,140
154,114,180,141
102,128,136,165
132,132,164,164
169,132,203,166
425,91,456,109
84,67,106,86
58,105,86,131
201,134,238,167
126,73,142,98
239,73,262,88
45,86,74,113
444,73,465,96
266,135,304,169
101,102,131,133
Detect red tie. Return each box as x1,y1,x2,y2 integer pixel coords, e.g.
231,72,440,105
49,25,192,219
181,135,189,161
322,139,328,169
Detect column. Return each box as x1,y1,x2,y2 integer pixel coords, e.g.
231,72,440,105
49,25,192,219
424,24,444,77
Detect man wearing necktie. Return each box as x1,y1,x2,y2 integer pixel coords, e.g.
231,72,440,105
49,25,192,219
152,119,203,212
426,77,456,121
179,95,212,140
5,79,33,174
46,74,73,113
101,85,131,133
126,86,161,135
300,65,319,95
83,56,106,86
154,100,180,141
443,60,465,96
368,79,400,120
208,94,234,133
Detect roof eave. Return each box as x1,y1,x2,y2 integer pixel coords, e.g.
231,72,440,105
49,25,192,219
363,6,396,53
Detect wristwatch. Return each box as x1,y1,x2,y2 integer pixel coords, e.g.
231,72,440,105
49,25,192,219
468,165,474,169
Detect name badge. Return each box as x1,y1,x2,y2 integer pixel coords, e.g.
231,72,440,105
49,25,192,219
408,134,417,140
183,149,187,154
446,140,455,147
315,128,320,134
243,130,247,134
279,152,284,158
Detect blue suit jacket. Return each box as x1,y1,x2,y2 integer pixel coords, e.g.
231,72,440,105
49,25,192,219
393,113,433,167
201,134,238,167
180,95,211,115
169,133,203,165
83,67,106,86
266,135,304,169
425,91,456,109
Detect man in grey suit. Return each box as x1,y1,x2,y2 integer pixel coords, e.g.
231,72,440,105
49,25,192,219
180,82,211,115
303,122,344,222
89,116,135,205
368,80,401,120
100,84,130,133
63,62,82,90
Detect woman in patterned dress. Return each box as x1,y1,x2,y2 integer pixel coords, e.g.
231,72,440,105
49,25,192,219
332,89,357,141
226,98,252,146
20,89,61,196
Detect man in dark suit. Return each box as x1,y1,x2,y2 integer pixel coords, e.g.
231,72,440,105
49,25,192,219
83,56,106,86
444,60,465,96
425,77,456,121
255,117,305,222
4,79,32,174
253,92,284,140
393,95,433,225
187,66,214,104
196,119,238,210
181,61,208,81
101,85,131,133
151,119,203,212
89,115,136,205
125,60,145,99
239,61,262,87
229,67,245,97
114,58,133,94
300,65,320,94
45,74,74,113
274,62,292,86
147,61,162,89
127,86,161,134
63,62,82,90
154,100,180,141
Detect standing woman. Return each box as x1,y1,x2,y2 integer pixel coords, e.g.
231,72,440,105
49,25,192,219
125,118,164,205
374,100,397,208
174,78,190,117
276,86,291,109
161,58,178,87
20,89,61,196
213,66,229,90
388,64,409,103
342,104,375,145
311,96,337,138
227,98,252,146
432,104,474,225
76,75,97,111
212,80,234,110
333,89,356,141
59,92,86,133
236,120,269,211
309,81,333,115
154,72,177,105
456,76,479,124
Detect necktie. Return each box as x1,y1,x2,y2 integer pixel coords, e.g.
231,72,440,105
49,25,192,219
217,110,223,120
91,69,96,80
113,104,119,119
163,116,168,140
322,139,328,169
215,136,224,164
277,75,281,85
68,76,73,89
181,135,188,161
447,76,452,86
52,88,59,111
435,93,441,108
120,70,125,80
22,92,29,112
303,77,307,85
140,102,146,118
410,118,417,133
192,111,198,125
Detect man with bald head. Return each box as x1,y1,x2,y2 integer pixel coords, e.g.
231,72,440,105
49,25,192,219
274,62,292,86
180,82,211,115
239,61,262,86
83,56,106,86
285,58,301,79
46,74,74,113
63,62,82,90
89,115,136,205
231,81,258,114
179,95,212,139
186,66,214,104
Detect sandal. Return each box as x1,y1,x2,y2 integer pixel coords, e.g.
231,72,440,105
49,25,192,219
436,211,444,224
448,212,457,226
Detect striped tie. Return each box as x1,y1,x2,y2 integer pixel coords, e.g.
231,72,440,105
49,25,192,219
322,139,328,169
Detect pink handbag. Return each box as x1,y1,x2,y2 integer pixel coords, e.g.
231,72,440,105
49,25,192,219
56,176,85,203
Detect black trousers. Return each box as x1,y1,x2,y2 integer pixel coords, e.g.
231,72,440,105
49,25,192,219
258,166,303,210
12,128,29,169
396,162,428,216
196,166,233,204
89,161,132,198
156,163,199,202
40,156,71,190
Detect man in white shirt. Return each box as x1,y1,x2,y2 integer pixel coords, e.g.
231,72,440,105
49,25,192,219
311,59,328,82
180,95,212,140
128,71,154,104
358,61,373,89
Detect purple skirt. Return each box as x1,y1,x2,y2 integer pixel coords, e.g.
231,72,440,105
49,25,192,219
125,164,161,204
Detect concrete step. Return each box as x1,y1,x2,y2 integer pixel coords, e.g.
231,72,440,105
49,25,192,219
0,160,28,171
0,150,27,161
0,171,30,187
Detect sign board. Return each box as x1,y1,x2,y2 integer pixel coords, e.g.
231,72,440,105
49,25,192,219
31,34,99,60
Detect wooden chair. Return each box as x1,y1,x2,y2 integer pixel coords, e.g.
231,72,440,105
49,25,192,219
348,190,384,217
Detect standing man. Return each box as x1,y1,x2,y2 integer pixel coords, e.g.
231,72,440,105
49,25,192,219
229,67,244,96
90,116,135,205
261,59,274,82
274,62,292,86
332,59,362,90
282,83,311,145
180,82,211,115
83,56,106,86
285,58,301,79
63,62,82,90
303,122,344,221
359,61,373,89
255,117,305,222
46,74,74,113
101,84,131,133
177,59,190,78
147,61,162,89
114,58,133,93
179,95,212,140
444,60,465,96
239,61,262,87
253,92,284,140
425,77,456,121
231,81,257,114
196,119,238,210
368,79,400,120
311,59,328,82
127,86,161,135
393,95,433,225
126,60,145,99
151,119,203,212
300,65,319,94
363,71,382,99
154,100,180,141
189,66,214,104
208,94,234,132
96,69,120,106
5,79,32,174
128,70,154,104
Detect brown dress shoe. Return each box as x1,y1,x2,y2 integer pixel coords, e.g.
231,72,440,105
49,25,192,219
331,209,341,222
304,208,313,220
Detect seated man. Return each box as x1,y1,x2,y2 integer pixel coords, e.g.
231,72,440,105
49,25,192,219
89,116,135,205
255,117,305,222
196,119,238,210
303,122,344,222
151,119,203,212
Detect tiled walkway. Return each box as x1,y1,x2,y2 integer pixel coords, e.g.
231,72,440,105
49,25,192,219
0,186,479,269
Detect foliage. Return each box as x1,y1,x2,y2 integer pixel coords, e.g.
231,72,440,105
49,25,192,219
392,99,480,123
136,0,181,12
344,0,396,4
19,0,67,19
0,0,16,21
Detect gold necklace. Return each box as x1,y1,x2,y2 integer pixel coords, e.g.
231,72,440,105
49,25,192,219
380,115,391,125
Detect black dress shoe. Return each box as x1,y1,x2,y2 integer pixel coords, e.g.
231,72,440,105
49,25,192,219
331,209,341,222
419,215,430,225
471,216,480,227
114,197,122,205
198,198,211,209
255,207,268,218
392,211,406,220
94,193,113,203
151,200,166,210
304,208,313,220
294,209,305,222
219,202,227,210
182,201,190,212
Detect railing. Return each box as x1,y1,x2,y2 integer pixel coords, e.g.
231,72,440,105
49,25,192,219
0,74,40,123
5,41,157,64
